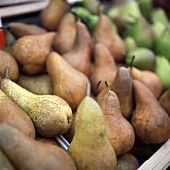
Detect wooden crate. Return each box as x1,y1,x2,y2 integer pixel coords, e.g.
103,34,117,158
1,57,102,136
138,138,170,170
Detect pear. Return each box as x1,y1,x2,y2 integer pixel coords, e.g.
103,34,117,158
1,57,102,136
151,21,167,39
46,51,90,111
63,111,77,143
153,31,170,62
131,80,170,144
8,22,47,39
62,22,92,77
124,36,138,52
151,8,169,27
71,6,100,35
0,50,19,81
138,0,152,19
82,0,104,15
159,88,170,117
90,42,117,95
17,73,53,95
117,153,139,170
68,84,117,170
0,89,35,138
154,55,170,90
119,1,142,24
0,149,15,170
125,15,154,48
0,68,72,137
129,67,162,98
98,81,135,156
36,136,58,146
93,13,126,62
126,47,156,71
53,12,77,54
97,67,133,119
11,32,56,75
0,122,76,170
40,0,69,31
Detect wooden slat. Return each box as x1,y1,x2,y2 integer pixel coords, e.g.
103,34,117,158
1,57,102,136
138,138,170,170
0,1,50,18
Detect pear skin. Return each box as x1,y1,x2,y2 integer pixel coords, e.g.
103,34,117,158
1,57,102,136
46,51,90,111
159,88,170,117
93,13,126,62
40,0,69,31
68,96,117,170
131,80,170,144
97,67,133,119
63,22,92,77
90,42,117,95
1,74,72,137
53,12,77,54
0,89,35,139
0,122,76,170
129,67,162,98
98,89,135,156
0,149,15,170
8,22,47,39
11,32,56,75
17,73,53,95
0,50,19,81
117,153,139,170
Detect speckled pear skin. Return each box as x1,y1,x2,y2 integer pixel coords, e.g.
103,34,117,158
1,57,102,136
0,77,73,137
68,96,117,170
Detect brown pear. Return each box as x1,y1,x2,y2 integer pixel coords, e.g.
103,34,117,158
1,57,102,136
46,51,90,111
98,85,135,156
90,42,117,95
17,73,53,95
36,136,58,146
159,88,170,117
117,153,139,170
97,67,133,119
63,111,77,143
0,149,15,170
8,22,47,39
40,0,69,31
53,12,77,54
0,122,76,170
11,32,56,75
93,13,126,62
0,90,35,139
131,80,170,144
0,50,19,81
62,22,92,77
129,67,162,98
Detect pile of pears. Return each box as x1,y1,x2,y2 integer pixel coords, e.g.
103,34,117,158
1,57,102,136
0,0,170,169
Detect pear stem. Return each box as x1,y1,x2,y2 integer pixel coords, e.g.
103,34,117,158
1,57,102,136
4,67,9,79
86,83,91,97
96,80,111,95
129,55,135,71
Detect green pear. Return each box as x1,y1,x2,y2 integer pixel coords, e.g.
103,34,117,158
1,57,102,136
151,8,169,27
71,6,99,34
124,36,138,52
126,47,156,71
151,21,166,39
68,84,117,170
154,55,170,90
0,68,73,137
119,1,141,24
153,31,170,62
138,0,152,19
125,15,154,48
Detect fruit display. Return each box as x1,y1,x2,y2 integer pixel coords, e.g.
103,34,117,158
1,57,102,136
0,0,170,169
